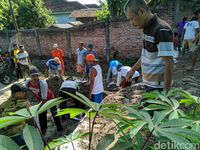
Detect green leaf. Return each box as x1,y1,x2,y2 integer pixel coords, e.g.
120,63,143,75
37,98,65,114
23,124,43,150
163,128,200,143
145,100,170,107
46,131,89,150
96,134,115,150
143,92,158,99
171,98,179,108
179,99,194,106
0,116,27,129
125,107,144,120
160,119,193,128
116,124,131,135
135,133,144,149
65,91,92,108
28,104,41,117
168,110,179,120
14,108,31,118
0,135,22,150
129,121,146,138
143,104,169,111
109,136,133,150
57,108,87,119
192,123,200,133
153,111,168,126
159,130,191,144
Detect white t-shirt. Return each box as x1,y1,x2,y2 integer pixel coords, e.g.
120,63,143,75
16,51,29,65
76,48,87,64
116,66,140,86
60,80,78,90
184,21,199,40
91,65,104,94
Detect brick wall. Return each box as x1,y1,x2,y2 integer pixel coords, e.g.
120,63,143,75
0,0,180,71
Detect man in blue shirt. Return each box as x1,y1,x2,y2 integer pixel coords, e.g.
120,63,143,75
106,60,120,87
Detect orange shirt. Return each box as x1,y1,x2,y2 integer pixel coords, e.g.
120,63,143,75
51,49,64,62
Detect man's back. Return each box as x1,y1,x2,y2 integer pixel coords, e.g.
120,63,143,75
184,20,199,40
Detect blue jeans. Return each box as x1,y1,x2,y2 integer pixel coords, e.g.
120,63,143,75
92,93,103,103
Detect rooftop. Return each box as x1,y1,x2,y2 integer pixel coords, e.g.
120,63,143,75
44,0,87,12
69,9,97,18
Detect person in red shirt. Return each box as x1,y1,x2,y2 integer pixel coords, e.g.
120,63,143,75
51,44,65,75
26,66,63,135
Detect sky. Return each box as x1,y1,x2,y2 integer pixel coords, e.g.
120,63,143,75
68,0,104,5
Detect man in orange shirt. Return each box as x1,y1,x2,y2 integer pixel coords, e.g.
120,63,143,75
51,43,65,75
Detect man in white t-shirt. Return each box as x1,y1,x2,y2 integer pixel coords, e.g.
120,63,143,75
116,64,140,88
86,54,104,103
16,45,31,80
76,42,87,79
182,16,199,56
59,78,85,121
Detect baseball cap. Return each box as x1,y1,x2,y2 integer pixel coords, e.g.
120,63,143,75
86,54,98,62
53,43,58,48
11,83,28,95
87,44,93,49
29,66,40,76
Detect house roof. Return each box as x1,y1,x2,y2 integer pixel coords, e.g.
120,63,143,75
50,24,74,29
85,4,100,9
50,21,83,29
44,0,87,12
69,9,97,18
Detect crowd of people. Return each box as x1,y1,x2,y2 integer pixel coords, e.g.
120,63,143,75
0,0,200,148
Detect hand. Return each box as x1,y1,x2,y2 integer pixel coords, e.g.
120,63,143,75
89,94,92,100
60,75,63,80
192,39,196,44
126,69,135,82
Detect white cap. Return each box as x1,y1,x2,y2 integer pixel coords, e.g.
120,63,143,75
53,43,58,48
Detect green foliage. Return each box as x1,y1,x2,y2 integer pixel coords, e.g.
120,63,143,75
45,131,89,150
0,0,18,30
97,0,110,21
97,134,115,150
143,90,186,120
1,88,200,150
107,0,127,17
0,98,65,149
23,124,43,150
0,0,55,30
0,135,21,150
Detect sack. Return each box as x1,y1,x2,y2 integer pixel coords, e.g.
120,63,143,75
119,79,132,88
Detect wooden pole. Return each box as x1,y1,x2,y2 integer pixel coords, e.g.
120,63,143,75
8,0,19,33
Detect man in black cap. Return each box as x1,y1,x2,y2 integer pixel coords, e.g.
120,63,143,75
83,44,98,79
25,66,63,135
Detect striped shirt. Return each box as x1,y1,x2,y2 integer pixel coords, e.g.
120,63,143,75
142,15,173,88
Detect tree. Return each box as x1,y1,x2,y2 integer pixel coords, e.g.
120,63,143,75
0,0,18,30
0,0,55,30
96,0,110,20
107,0,127,17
